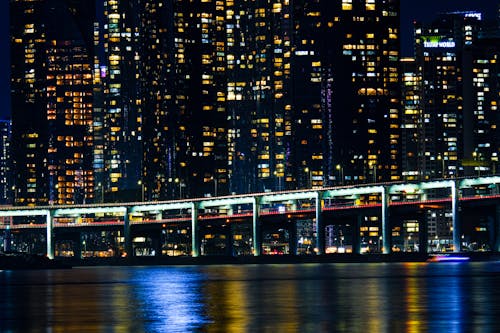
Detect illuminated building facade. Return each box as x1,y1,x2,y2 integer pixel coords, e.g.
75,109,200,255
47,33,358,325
94,0,142,201
46,39,94,205
413,11,499,179
10,0,402,204
10,0,95,205
291,0,326,189
464,28,500,176
138,1,179,201
11,0,49,205
157,0,401,197
150,0,297,197
322,0,401,184
400,58,424,181
170,0,233,197
226,0,295,193
414,14,469,179
407,11,499,248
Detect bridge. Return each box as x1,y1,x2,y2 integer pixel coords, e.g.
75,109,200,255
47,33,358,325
1,176,500,260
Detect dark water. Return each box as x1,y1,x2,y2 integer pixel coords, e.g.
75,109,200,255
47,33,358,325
2,262,500,333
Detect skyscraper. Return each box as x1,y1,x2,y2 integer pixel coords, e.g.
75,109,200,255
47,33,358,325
10,0,95,205
318,0,401,184
138,0,178,201
94,0,142,201
10,0,402,204
148,0,401,198
400,57,424,181
463,19,500,176
413,11,499,179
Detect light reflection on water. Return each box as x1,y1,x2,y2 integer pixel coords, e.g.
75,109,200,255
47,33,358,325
2,262,500,332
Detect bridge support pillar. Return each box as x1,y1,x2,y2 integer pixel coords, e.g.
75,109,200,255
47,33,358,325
191,202,200,257
495,204,500,252
252,196,261,256
451,181,461,253
315,191,325,255
46,210,55,259
3,227,11,253
124,208,132,258
381,187,390,254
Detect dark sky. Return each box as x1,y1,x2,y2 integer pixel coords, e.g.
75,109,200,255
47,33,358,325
0,0,498,120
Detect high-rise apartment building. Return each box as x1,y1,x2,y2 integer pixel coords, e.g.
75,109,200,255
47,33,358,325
10,0,95,205
46,39,94,205
10,0,402,204
402,10,499,248
412,11,499,179
400,57,424,181
138,1,178,201
151,0,401,198
464,23,500,176
320,0,401,184
93,0,142,202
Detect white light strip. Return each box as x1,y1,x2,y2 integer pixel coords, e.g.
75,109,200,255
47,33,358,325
0,176,497,217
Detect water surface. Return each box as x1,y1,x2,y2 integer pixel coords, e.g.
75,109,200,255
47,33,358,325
2,262,500,332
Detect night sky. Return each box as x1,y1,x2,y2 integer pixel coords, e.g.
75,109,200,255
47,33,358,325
0,0,497,120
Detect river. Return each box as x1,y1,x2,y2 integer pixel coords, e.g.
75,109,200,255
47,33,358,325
2,262,500,332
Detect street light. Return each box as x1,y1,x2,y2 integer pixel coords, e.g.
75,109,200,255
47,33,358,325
274,170,284,190
210,176,218,197
368,162,377,183
175,178,185,198
473,151,481,176
138,180,144,201
336,164,344,185
304,168,312,188
437,154,445,178
98,182,104,203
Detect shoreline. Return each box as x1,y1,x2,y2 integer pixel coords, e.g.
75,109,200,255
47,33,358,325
3,252,499,270
63,251,499,267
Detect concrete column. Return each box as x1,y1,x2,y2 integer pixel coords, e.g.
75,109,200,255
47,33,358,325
124,207,133,258
495,204,500,252
46,210,55,259
381,187,390,254
252,196,261,256
3,227,11,253
315,191,325,255
191,202,200,257
451,181,461,253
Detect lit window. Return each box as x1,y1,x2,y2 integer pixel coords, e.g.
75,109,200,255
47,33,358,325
342,0,352,10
